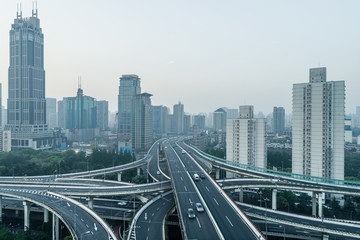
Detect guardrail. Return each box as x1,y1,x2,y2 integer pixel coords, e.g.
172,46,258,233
186,143,360,188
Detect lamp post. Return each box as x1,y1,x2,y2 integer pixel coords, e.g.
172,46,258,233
259,192,268,239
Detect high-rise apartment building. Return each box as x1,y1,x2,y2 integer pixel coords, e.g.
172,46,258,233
213,108,227,132
46,98,57,129
173,102,184,134
226,105,266,168
5,8,55,149
273,107,285,135
118,75,141,148
193,114,206,130
292,67,345,180
97,100,108,131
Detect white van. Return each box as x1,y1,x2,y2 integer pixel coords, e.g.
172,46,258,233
193,173,200,181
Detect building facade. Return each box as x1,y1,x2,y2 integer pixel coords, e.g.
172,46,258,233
292,67,345,180
5,9,55,149
46,98,57,129
226,106,266,168
118,75,141,148
273,107,285,135
173,102,184,134
193,114,206,130
96,100,108,131
133,93,153,149
213,108,227,132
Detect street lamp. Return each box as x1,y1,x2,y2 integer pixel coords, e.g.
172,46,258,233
259,192,268,239
279,225,285,240
123,210,132,239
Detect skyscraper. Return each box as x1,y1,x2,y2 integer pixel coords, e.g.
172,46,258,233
5,8,55,149
173,102,184,134
226,105,266,168
97,100,109,131
46,98,57,129
133,93,153,149
213,108,227,132
292,67,345,180
118,75,141,148
273,107,285,135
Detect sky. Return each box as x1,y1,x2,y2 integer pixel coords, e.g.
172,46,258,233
0,0,359,115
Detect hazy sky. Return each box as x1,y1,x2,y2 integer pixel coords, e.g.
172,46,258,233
0,1,359,115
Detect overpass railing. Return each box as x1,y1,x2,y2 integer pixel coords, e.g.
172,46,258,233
188,144,360,188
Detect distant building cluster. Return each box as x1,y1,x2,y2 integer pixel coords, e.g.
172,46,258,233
1,8,356,188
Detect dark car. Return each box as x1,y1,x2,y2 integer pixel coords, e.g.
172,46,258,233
200,174,206,179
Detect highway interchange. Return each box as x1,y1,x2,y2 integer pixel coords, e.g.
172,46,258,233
0,138,359,239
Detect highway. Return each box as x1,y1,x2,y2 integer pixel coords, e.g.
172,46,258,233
172,141,264,240
164,141,222,239
0,188,117,240
131,191,174,240
147,140,170,182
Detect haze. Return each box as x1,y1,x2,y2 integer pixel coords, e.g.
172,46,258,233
0,0,359,115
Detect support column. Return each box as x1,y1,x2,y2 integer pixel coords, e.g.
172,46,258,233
0,195,2,222
23,201,30,231
312,192,317,217
272,189,277,210
318,193,323,218
44,208,49,223
137,167,141,176
88,197,94,209
215,169,220,180
117,172,122,182
52,214,59,240
238,188,243,203
322,234,329,240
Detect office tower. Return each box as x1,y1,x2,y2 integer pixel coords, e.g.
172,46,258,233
213,108,227,132
46,98,57,129
273,107,285,135
97,100,108,131
153,105,169,137
1,106,6,128
63,88,97,130
5,8,55,149
356,106,360,116
226,108,239,119
173,102,184,134
57,100,65,129
133,93,153,149
184,114,191,134
193,114,206,130
226,105,266,168
292,67,345,180
118,75,141,148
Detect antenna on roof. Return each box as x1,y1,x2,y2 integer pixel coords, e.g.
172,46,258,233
32,1,38,18
78,76,82,89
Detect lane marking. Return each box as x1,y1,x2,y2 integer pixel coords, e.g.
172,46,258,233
184,186,187,191
196,217,202,228
225,216,233,227
180,177,183,181
213,198,219,206
205,186,210,192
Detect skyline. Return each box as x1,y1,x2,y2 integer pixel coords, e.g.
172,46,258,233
0,0,359,115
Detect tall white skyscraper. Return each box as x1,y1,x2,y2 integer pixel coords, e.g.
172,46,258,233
292,67,345,180
226,105,266,168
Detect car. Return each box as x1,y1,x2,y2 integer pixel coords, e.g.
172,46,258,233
187,208,195,219
117,200,127,206
195,203,204,212
156,171,160,175
193,173,200,181
200,174,206,179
